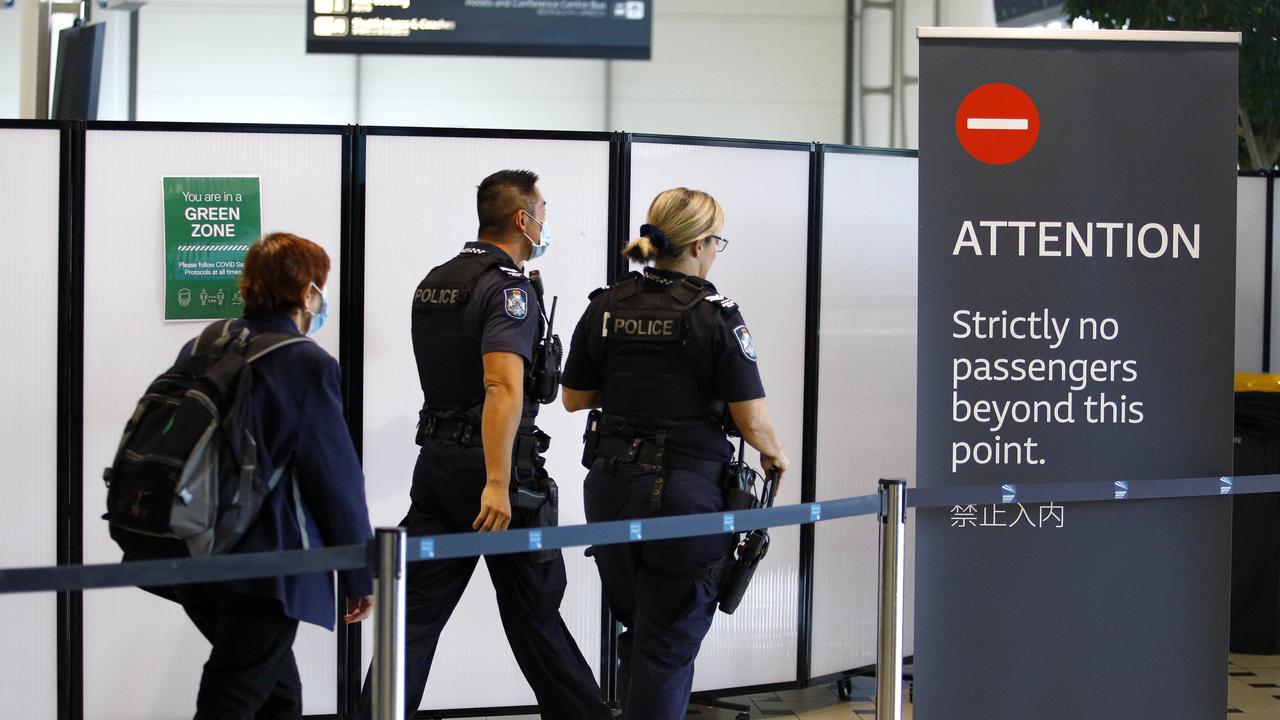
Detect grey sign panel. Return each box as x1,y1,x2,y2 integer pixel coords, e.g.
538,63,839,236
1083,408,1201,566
916,35,1237,720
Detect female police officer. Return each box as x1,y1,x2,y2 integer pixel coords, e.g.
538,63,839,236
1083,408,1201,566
561,187,790,719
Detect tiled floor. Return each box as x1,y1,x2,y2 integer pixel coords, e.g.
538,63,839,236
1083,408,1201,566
456,655,1280,719
1229,653,1280,717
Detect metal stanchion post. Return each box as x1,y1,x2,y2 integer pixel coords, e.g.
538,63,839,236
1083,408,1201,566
372,527,407,720
876,478,906,720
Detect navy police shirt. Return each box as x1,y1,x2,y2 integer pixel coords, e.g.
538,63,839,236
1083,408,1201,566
457,242,541,365
562,267,766,456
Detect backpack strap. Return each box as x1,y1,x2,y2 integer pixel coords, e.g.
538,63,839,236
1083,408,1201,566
191,318,236,356
244,332,312,363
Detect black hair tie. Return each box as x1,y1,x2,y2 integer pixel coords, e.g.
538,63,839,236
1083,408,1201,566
640,223,672,253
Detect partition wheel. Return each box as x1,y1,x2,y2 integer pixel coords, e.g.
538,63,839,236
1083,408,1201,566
836,677,854,701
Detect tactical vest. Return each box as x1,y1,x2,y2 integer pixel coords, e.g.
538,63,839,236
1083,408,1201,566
412,248,538,422
598,271,727,430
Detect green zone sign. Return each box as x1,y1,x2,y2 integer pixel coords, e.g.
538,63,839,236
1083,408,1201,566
163,176,262,320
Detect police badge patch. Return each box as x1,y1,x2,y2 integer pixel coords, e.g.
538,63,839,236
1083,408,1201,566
733,325,757,361
504,288,529,320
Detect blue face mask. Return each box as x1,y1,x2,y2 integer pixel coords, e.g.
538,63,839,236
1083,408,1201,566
307,282,329,335
522,211,552,260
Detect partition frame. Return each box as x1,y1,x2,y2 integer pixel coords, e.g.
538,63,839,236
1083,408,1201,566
1239,170,1280,370
0,118,77,720
74,119,354,720
806,142,919,688
355,124,617,719
625,132,817,704
340,126,363,720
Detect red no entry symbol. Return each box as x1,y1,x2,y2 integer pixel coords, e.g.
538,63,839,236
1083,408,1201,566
955,83,1040,165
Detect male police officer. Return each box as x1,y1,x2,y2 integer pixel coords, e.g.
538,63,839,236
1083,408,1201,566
355,170,609,719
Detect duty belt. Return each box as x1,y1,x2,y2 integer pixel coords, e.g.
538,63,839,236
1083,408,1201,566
592,434,727,510
417,414,478,447
418,414,545,463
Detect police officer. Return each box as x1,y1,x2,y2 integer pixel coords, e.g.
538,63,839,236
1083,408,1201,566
355,170,610,720
561,187,791,719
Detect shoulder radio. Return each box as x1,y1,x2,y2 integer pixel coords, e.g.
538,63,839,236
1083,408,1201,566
527,270,563,405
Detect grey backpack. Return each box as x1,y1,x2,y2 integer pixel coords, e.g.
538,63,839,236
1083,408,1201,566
104,319,309,559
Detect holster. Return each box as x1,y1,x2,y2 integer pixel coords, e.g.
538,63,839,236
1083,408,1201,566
512,425,558,562
717,528,770,614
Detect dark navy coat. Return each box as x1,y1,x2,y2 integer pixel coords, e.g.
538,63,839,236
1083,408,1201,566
177,310,374,629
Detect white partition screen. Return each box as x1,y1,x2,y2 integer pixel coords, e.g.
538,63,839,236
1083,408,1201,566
628,139,811,691
82,129,346,719
361,133,610,711
0,127,61,720
1237,176,1269,372
810,150,918,678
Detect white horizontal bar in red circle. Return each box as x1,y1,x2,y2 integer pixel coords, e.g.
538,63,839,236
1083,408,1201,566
966,117,1030,130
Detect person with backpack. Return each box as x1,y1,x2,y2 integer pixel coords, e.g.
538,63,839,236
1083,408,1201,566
107,232,374,719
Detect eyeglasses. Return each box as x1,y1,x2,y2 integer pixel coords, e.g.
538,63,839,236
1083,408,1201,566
707,235,729,252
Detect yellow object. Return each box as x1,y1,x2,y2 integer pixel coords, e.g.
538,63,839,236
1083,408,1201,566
1236,373,1280,392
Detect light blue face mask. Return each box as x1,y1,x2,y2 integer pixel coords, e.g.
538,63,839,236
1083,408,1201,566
307,281,329,335
522,210,552,260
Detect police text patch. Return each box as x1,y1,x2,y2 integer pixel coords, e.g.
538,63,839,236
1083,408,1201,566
733,325,757,361
504,288,529,320
606,311,681,341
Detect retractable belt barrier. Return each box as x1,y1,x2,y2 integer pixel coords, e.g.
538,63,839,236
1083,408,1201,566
2,472,1279,595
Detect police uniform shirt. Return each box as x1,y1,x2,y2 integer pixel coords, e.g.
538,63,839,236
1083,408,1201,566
467,242,540,363
562,266,766,412
413,241,542,375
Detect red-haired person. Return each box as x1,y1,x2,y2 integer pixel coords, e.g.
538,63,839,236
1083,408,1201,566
162,232,374,719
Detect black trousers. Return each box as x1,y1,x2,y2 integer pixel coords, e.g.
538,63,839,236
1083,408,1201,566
169,583,302,720
354,442,610,720
584,461,734,720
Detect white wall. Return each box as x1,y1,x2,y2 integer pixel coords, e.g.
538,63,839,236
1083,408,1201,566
130,0,849,143
90,5,132,121
137,0,358,124
610,0,846,142
0,4,20,118
357,55,605,130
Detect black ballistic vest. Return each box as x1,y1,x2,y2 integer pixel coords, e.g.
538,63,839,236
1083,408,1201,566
412,248,537,421
599,272,726,430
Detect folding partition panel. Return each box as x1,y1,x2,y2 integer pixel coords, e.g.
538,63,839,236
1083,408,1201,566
0,124,61,720
80,125,348,719
810,148,918,679
627,137,811,692
359,130,611,711
1237,176,1269,372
